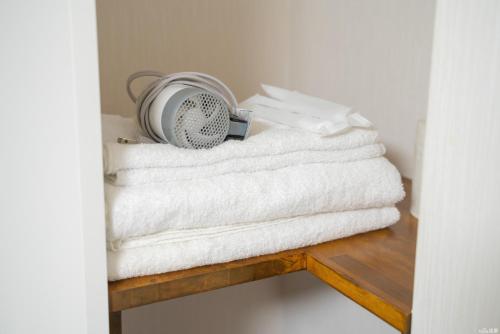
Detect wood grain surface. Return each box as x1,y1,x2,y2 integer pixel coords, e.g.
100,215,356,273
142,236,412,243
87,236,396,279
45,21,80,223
306,180,416,333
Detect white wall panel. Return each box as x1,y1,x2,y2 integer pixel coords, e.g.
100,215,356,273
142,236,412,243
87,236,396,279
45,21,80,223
413,1,500,333
0,0,108,333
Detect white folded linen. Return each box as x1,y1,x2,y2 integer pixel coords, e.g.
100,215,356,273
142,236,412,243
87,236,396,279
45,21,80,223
101,114,381,185
239,84,372,136
240,95,371,136
105,157,404,241
107,206,400,281
261,84,353,116
109,143,385,185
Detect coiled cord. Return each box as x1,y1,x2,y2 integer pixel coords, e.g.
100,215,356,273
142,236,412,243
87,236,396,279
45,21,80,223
126,71,241,143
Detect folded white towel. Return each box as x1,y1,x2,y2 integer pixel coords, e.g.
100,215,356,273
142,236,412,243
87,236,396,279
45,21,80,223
105,157,404,241
110,143,385,185
107,206,399,281
102,114,381,185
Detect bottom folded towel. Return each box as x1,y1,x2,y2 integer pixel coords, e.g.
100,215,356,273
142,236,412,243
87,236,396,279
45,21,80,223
107,206,400,281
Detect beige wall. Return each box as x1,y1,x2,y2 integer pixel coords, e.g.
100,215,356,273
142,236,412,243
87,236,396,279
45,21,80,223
96,1,435,333
96,0,291,116
288,0,434,177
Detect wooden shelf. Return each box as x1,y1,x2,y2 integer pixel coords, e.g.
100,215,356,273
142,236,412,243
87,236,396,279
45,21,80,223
108,179,416,334
306,179,416,332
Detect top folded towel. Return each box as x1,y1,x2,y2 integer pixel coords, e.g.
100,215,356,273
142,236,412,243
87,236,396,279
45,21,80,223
102,114,383,186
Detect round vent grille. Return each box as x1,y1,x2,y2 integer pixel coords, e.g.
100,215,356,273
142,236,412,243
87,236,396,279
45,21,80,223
174,92,230,149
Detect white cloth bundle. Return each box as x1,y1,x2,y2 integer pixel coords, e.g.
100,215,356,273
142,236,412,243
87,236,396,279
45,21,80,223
105,157,404,242
239,84,372,136
102,114,382,185
107,206,399,281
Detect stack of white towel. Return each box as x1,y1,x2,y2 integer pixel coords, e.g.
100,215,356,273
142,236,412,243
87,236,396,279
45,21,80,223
103,114,404,281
